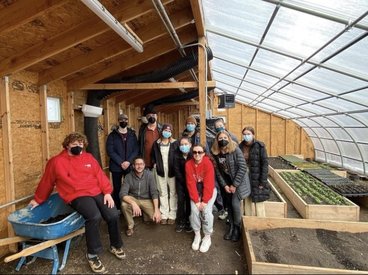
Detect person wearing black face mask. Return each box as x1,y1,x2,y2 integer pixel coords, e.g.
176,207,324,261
106,114,139,210
138,106,163,169
210,131,251,242
29,132,126,273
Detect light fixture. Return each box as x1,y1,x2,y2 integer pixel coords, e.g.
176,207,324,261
81,0,143,53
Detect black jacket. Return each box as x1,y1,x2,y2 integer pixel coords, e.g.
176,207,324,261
239,140,269,202
138,123,163,158
151,138,178,178
106,127,139,173
173,149,192,187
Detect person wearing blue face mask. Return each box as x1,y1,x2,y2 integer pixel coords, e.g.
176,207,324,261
182,115,200,145
213,118,238,144
173,136,193,233
239,126,269,217
152,123,178,225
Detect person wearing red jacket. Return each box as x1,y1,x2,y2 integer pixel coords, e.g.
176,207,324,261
29,132,125,274
185,144,217,253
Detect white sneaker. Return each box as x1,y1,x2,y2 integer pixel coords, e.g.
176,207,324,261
192,233,201,251
199,235,211,253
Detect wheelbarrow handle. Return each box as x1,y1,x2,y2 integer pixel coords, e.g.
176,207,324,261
0,236,30,247
4,227,85,263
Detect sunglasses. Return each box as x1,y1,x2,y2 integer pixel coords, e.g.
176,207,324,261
193,151,204,155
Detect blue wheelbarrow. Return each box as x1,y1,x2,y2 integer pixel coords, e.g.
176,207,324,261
3,193,85,274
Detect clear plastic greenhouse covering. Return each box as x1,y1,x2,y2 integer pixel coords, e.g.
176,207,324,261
202,0,368,176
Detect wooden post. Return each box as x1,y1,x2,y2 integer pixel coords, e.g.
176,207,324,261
67,91,75,132
269,114,273,156
0,76,16,251
284,120,287,155
198,37,206,145
39,85,50,170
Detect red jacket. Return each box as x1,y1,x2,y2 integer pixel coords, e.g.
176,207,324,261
34,150,112,204
185,155,215,203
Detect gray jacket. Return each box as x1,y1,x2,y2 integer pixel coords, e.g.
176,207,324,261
213,147,251,200
119,169,159,200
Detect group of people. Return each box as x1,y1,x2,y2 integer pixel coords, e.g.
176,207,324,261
29,106,269,273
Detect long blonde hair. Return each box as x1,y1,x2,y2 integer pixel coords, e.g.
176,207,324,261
211,130,238,155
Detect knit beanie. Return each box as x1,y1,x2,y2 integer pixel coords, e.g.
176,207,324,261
186,116,197,125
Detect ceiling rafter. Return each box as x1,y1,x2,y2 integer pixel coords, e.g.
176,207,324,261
38,8,194,85
67,26,197,90
0,0,67,35
0,0,173,77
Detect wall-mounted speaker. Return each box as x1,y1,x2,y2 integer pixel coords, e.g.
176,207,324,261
218,94,235,108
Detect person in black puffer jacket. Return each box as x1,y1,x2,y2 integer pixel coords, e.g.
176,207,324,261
239,126,269,216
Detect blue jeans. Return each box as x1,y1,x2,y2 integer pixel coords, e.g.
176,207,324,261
70,194,123,254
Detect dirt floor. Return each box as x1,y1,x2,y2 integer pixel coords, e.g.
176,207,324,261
0,211,246,274
1,191,368,274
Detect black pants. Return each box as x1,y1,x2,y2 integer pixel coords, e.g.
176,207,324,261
176,181,191,224
70,194,123,255
111,170,129,210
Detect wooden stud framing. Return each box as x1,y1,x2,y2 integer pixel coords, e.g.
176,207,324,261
39,85,50,170
67,91,75,132
198,37,206,145
0,76,16,248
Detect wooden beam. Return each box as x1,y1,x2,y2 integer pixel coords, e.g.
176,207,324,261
198,37,206,145
0,0,168,77
0,0,67,35
82,81,216,90
39,85,50,169
67,26,197,90
67,91,75,132
38,8,193,85
0,76,16,249
190,0,205,37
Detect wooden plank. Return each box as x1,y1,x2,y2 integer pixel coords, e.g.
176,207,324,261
0,76,16,250
190,0,205,37
0,0,67,34
81,81,216,90
39,85,50,170
67,91,75,132
4,227,85,263
67,26,197,90
243,216,368,274
198,37,206,145
0,236,30,247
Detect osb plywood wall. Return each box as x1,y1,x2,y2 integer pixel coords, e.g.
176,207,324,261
212,97,314,159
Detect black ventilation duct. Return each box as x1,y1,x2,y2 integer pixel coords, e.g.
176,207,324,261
84,46,213,164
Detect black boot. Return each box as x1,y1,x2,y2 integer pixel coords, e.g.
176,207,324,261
231,225,241,242
223,221,234,240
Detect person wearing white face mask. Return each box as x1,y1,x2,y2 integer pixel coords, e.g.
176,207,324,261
173,136,193,233
182,115,200,145
152,123,178,225
239,126,269,217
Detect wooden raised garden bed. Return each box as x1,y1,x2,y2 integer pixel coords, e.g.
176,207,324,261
268,166,359,221
243,179,287,218
243,216,368,274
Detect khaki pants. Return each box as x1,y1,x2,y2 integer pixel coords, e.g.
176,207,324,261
121,198,155,229
243,197,266,217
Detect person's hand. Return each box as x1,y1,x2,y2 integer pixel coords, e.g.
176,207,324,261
195,202,203,211
131,202,142,217
201,202,207,210
152,209,161,223
121,161,130,170
29,199,39,210
229,185,237,193
224,185,231,193
104,194,115,208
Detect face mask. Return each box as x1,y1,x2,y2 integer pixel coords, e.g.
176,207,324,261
179,144,190,154
243,134,253,143
70,146,83,155
186,124,195,132
215,126,224,133
162,131,172,139
119,122,127,128
148,116,156,124
218,139,229,147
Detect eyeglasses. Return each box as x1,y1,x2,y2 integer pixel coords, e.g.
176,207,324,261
193,151,204,155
